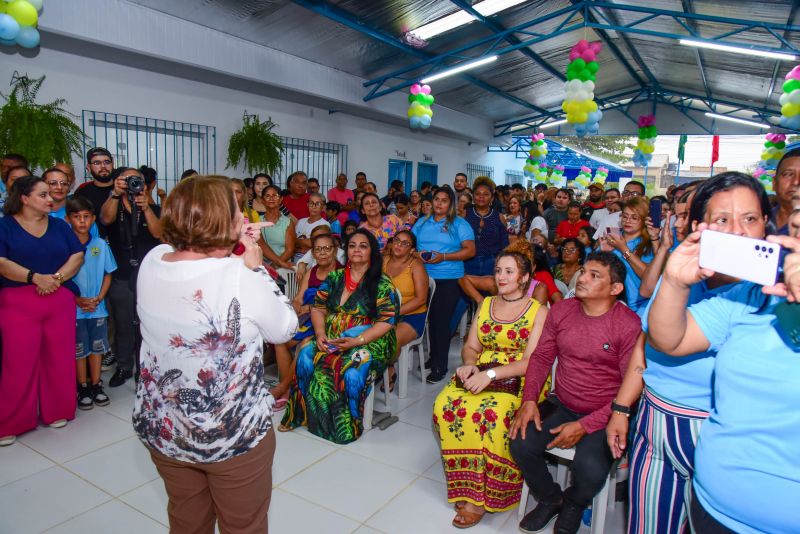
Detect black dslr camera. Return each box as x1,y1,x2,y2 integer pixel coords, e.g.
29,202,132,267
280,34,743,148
126,174,145,197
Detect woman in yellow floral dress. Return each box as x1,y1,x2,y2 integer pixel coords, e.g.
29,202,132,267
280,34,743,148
433,251,547,528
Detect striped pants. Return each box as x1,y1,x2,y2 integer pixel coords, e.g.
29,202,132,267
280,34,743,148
628,387,708,534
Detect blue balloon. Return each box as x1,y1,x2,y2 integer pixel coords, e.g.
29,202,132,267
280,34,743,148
587,110,602,123
15,25,39,48
0,14,20,41
0,37,15,46
587,122,599,134
575,123,587,134
419,114,432,128
409,116,421,128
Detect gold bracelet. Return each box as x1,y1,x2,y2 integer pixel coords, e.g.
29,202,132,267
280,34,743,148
622,250,632,261
358,335,366,345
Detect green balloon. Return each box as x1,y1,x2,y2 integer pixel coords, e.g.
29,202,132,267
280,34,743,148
572,58,586,70
408,94,415,103
776,141,786,149
578,70,591,81
783,79,800,93
415,94,426,104
587,61,599,73
764,141,774,148
428,94,435,105
566,72,578,81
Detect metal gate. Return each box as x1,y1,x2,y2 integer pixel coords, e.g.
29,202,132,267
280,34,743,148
275,137,348,194
81,110,216,195
465,163,494,184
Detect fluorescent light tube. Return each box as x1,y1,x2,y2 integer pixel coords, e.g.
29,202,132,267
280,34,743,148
539,119,568,129
411,0,528,40
680,39,796,61
420,56,498,84
704,112,770,128
508,123,533,132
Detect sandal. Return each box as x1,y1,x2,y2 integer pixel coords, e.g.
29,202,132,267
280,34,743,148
452,509,484,529
277,423,293,432
454,501,466,511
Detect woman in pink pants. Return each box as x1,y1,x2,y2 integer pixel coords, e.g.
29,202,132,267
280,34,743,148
0,175,84,446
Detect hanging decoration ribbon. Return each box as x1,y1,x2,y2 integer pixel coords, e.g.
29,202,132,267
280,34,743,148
779,65,800,130
408,83,434,129
562,39,603,137
523,133,548,179
0,0,42,48
633,115,657,167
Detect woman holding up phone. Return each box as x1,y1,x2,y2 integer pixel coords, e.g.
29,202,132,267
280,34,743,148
602,196,656,313
412,185,475,383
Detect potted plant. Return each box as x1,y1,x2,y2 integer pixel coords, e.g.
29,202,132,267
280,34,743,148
226,111,284,175
0,72,87,170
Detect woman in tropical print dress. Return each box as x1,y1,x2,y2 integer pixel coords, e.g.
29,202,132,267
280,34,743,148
281,229,398,444
433,251,547,529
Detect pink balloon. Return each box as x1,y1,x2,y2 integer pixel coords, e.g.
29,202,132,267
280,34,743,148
590,42,602,53
569,50,580,61
578,39,589,49
421,84,431,95
581,51,596,62
786,66,800,81
410,84,421,95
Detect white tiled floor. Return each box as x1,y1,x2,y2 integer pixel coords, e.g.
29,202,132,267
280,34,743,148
0,340,625,533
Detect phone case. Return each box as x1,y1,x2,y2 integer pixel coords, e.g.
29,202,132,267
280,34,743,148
698,230,780,286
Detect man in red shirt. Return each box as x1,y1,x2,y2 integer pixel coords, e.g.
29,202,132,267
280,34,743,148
509,252,642,534
555,202,589,244
581,182,606,221
282,171,310,219
327,173,355,225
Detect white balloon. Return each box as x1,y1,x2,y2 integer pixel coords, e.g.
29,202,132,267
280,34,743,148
789,90,800,104
585,80,595,92
780,92,790,105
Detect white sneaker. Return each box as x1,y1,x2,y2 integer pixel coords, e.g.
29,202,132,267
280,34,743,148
48,419,68,429
0,435,16,446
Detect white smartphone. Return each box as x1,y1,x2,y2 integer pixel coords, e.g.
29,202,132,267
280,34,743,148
699,230,780,286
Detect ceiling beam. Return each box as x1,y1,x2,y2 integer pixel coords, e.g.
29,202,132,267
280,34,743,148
679,0,712,102
290,0,555,116
764,2,800,107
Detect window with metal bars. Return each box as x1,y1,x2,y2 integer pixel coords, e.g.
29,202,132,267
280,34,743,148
273,137,348,194
465,163,494,185
504,169,524,184
81,111,215,196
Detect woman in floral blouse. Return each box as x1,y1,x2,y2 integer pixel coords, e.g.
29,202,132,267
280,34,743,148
433,251,547,529
133,176,298,533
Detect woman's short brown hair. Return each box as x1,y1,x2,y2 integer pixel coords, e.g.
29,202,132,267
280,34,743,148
161,175,238,252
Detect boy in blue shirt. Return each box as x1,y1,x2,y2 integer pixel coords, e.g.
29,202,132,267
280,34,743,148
66,197,117,409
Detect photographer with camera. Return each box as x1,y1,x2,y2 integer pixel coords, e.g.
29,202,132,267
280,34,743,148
100,167,162,387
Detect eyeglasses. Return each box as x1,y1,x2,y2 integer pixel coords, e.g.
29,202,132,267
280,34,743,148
262,194,280,200
89,159,113,166
622,190,643,197
47,181,69,188
562,247,578,253
621,213,641,222
313,245,334,253
394,240,413,248
308,201,324,207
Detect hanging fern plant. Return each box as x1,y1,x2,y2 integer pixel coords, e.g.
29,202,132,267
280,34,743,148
226,111,284,176
0,72,87,170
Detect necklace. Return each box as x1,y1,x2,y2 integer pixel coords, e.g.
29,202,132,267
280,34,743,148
345,263,363,292
500,292,526,302
474,207,493,237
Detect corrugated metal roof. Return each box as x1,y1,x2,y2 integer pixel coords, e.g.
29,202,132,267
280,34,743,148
124,0,799,124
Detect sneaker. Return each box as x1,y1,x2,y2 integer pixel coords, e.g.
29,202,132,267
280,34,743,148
519,498,563,534
77,384,94,410
553,498,585,534
101,351,117,371
92,382,110,406
109,368,133,387
49,419,68,429
0,435,15,446
426,372,447,384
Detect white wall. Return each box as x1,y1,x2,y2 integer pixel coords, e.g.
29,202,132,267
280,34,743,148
0,47,491,195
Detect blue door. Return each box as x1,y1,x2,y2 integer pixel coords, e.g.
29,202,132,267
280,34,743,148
417,163,438,190
388,159,413,193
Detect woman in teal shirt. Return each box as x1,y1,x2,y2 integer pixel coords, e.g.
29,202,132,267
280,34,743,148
648,181,800,533
411,185,475,383
258,185,295,269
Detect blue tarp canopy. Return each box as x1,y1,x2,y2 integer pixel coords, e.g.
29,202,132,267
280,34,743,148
489,136,633,183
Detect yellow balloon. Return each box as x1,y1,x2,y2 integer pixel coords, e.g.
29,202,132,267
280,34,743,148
423,107,433,117
575,112,588,123
7,0,37,26
561,101,569,112
782,103,799,117
587,100,598,112
566,114,577,124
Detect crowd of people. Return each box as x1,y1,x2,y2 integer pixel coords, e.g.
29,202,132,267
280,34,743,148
0,146,798,533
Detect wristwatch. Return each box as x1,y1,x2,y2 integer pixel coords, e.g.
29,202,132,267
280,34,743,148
622,250,632,261
611,400,631,417
53,272,64,283
111,193,122,199
486,369,497,380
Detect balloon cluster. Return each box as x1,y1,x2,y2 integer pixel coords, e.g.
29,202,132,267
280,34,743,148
753,132,785,194
571,166,592,189
0,0,42,49
532,163,549,184
523,133,548,179
779,66,800,130
549,165,565,186
632,115,657,167
593,166,609,185
562,40,603,137
408,83,434,129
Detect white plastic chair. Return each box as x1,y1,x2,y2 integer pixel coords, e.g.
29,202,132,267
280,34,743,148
397,277,436,396
554,278,569,298
363,367,391,431
277,267,298,301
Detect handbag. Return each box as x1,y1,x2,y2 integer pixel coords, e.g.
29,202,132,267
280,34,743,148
454,361,521,396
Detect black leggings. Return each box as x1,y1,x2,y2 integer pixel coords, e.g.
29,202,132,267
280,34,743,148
689,487,737,533
426,279,462,377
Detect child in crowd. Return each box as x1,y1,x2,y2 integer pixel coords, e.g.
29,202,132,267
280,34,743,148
325,200,342,236
66,197,117,409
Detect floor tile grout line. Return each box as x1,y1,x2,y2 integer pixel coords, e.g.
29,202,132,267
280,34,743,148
360,471,428,529
272,447,340,488
273,484,374,526
0,441,57,489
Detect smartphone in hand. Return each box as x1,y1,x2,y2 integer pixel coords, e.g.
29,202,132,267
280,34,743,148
649,199,662,229
699,230,781,286
420,251,433,262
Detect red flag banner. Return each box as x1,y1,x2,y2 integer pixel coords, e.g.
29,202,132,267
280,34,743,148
711,135,720,166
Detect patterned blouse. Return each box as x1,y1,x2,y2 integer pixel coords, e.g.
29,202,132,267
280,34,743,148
360,214,404,250
133,245,298,463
